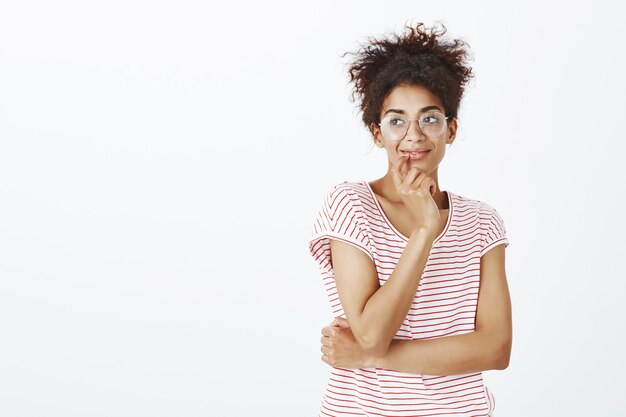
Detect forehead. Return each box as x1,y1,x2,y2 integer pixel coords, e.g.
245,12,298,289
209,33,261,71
381,83,444,114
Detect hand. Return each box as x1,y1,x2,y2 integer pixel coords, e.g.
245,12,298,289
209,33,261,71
320,317,374,369
390,154,440,238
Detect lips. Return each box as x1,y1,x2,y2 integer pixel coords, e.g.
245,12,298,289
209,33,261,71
400,149,431,160
400,149,430,156
400,148,430,153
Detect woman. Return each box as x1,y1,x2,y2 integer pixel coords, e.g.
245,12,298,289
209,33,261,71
307,21,512,416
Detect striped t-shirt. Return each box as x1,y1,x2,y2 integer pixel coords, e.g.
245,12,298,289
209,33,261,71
307,180,510,417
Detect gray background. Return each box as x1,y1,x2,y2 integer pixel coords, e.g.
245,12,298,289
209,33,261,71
1,0,625,416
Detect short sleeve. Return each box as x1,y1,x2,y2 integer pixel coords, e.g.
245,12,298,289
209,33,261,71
480,203,510,257
307,183,374,276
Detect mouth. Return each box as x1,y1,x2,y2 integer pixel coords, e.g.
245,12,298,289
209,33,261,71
400,150,431,160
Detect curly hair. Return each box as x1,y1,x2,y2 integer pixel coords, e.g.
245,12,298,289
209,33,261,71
342,20,475,133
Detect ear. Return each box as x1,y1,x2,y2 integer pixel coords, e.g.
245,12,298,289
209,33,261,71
446,117,458,145
369,123,384,148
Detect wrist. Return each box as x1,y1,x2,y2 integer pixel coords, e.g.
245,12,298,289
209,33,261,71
409,227,437,243
364,349,384,369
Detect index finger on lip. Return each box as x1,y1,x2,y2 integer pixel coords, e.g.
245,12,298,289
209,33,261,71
399,155,411,177
391,155,407,184
393,154,408,172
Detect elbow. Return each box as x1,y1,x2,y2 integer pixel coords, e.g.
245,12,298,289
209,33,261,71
358,332,391,359
492,338,512,370
365,341,390,359
349,317,393,359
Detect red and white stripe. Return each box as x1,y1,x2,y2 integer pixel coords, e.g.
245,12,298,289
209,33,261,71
308,181,509,417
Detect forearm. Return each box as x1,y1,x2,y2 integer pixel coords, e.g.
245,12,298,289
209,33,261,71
370,329,509,375
357,228,435,355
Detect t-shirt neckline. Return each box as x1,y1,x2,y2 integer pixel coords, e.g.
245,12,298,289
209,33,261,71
362,180,453,244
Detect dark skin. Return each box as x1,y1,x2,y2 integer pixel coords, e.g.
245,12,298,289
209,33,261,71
368,83,458,211
319,83,512,375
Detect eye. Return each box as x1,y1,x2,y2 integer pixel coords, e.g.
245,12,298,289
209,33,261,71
389,117,406,126
422,115,441,124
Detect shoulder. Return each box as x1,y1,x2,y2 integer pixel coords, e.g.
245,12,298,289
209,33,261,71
476,200,506,225
325,181,371,205
451,192,508,236
327,180,366,194
458,193,508,239
453,193,509,253
447,191,482,218
452,192,503,218
321,181,374,227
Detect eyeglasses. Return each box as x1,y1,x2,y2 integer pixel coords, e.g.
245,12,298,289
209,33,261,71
377,111,453,141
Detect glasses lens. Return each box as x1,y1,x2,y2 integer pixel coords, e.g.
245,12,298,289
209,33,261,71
381,111,448,141
380,116,408,141
420,111,447,137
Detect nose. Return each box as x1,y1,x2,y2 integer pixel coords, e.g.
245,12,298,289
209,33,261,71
404,119,426,141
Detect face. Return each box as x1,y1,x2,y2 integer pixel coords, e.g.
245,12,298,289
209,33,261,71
371,83,457,176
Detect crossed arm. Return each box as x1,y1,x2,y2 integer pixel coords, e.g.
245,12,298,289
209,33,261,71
320,243,512,376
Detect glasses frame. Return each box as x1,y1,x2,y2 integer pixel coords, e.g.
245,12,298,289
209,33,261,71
376,111,454,141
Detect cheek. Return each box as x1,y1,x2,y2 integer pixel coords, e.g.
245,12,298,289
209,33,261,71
433,148,447,163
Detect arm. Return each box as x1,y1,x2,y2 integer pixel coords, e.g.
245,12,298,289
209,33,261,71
330,227,436,357
369,244,512,375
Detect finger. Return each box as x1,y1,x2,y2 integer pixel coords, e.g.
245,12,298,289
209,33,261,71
408,168,433,189
333,317,350,328
391,153,408,172
416,175,435,195
425,178,437,197
391,155,409,188
395,154,409,178
321,326,332,337
321,350,334,366
401,158,411,179
403,166,422,188
391,166,402,189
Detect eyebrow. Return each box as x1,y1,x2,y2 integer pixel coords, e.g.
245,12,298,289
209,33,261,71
383,105,443,116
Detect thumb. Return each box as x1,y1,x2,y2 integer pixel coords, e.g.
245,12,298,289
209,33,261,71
332,317,351,328
426,177,437,198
